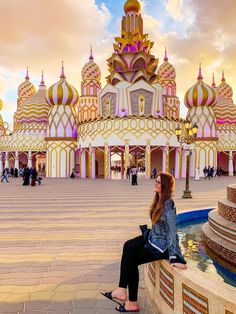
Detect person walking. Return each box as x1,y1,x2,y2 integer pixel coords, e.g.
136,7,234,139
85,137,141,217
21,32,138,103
1,168,9,183
101,172,187,312
152,167,157,179
205,166,211,180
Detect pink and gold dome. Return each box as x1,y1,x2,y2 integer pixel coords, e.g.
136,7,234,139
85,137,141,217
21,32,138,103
81,48,101,82
217,70,233,100
184,65,218,109
124,0,141,14
17,68,36,99
157,48,176,80
46,64,79,107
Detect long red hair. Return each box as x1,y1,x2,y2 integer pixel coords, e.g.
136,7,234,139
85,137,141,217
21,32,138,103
150,172,175,224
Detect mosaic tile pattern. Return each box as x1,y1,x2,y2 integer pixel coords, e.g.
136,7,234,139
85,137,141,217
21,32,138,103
159,264,174,309
148,262,156,287
183,284,208,314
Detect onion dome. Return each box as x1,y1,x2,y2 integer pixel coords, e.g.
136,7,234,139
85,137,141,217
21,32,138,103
184,65,218,109
124,0,141,14
46,63,79,106
217,70,233,100
157,47,176,80
17,68,36,98
81,47,101,81
16,71,50,124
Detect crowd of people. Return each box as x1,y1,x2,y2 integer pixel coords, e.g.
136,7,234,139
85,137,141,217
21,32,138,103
203,166,222,179
1,166,42,186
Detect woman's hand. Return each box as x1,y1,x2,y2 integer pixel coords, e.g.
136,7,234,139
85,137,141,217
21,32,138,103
171,263,187,270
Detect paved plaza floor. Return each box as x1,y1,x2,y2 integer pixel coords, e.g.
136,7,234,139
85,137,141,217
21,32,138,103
0,175,235,314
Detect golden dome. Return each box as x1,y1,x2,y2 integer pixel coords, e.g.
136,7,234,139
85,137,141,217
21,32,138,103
81,48,101,81
46,64,79,107
124,0,141,14
17,68,36,99
217,71,233,100
157,48,176,80
184,66,218,109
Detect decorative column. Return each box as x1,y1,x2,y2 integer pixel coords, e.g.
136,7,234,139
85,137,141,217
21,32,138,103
165,144,170,173
190,149,195,177
162,145,169,173
80,149,86,179
91,147,96,179
15,151,19,170
104,142,111,179
228,151,234,176
88,144,92,179
28,151,32,168
0,153,3,174
5,152,9,169
121,151,124,179
174,148,180,179
145,141,151,179
124,139,130,178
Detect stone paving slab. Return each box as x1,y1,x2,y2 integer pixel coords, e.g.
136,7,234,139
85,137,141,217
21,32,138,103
0,176,234,313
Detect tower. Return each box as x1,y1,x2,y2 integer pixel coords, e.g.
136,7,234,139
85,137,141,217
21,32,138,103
157,47,180,119
46,63,79,178
184,65,218,176
79,47,101,122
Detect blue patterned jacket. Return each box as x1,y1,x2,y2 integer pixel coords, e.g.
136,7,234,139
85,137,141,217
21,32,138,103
148,198,186,264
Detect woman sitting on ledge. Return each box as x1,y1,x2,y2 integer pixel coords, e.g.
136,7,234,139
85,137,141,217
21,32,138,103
102,172,187,313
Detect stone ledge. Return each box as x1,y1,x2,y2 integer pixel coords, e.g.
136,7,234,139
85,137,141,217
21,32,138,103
144,259,236,314
227,185,236,204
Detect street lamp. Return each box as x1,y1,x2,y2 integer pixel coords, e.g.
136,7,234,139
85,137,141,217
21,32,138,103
175,120,198,198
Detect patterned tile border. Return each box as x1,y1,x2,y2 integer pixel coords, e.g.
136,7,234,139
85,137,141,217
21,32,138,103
159,264,174,309
148,262,156,287
182,284,209,314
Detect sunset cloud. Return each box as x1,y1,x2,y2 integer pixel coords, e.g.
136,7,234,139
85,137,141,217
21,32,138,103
0,0,236,128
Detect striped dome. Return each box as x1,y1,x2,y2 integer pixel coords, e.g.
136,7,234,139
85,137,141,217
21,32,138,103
157,48,176,80
184,67,217,109
17,69,36,98
217,72,233,100
46,66,79,107
16,75,50,124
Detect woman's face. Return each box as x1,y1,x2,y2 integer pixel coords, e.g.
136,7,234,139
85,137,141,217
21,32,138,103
154,175,162,194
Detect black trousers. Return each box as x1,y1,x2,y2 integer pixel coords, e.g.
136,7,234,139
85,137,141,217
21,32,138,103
118,235,168,302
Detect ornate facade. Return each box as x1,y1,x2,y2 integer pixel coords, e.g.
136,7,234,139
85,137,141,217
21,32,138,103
0,0,236,178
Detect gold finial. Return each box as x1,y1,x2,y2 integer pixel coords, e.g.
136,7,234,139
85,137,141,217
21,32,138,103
124,0,141,15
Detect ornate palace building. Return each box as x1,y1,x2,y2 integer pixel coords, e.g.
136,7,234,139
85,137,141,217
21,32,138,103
0,0,236,178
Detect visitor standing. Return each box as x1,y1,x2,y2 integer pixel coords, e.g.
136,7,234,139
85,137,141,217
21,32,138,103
131,166,138,185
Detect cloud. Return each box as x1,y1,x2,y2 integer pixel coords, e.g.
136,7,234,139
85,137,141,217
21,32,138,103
0,0,236,129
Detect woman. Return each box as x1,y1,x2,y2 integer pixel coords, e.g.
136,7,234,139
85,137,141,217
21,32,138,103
101,173,187,312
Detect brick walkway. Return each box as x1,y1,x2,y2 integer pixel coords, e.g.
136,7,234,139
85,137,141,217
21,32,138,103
0,176,235,314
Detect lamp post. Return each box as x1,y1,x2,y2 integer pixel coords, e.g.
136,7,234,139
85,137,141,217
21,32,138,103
175,120,198,199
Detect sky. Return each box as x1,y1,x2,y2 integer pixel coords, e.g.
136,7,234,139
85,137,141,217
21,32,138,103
0,0,236,129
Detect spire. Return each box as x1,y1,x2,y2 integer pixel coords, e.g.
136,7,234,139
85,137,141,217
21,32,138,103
89,45,94,61
164,46,168,62
212,73,216,88
40,70,45,86
60,61,66,79
197,63,203,80
25,67,29,80
222,69,225,82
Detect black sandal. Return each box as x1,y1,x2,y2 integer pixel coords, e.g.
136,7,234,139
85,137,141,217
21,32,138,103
115,304,140,312
100,291,123,306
